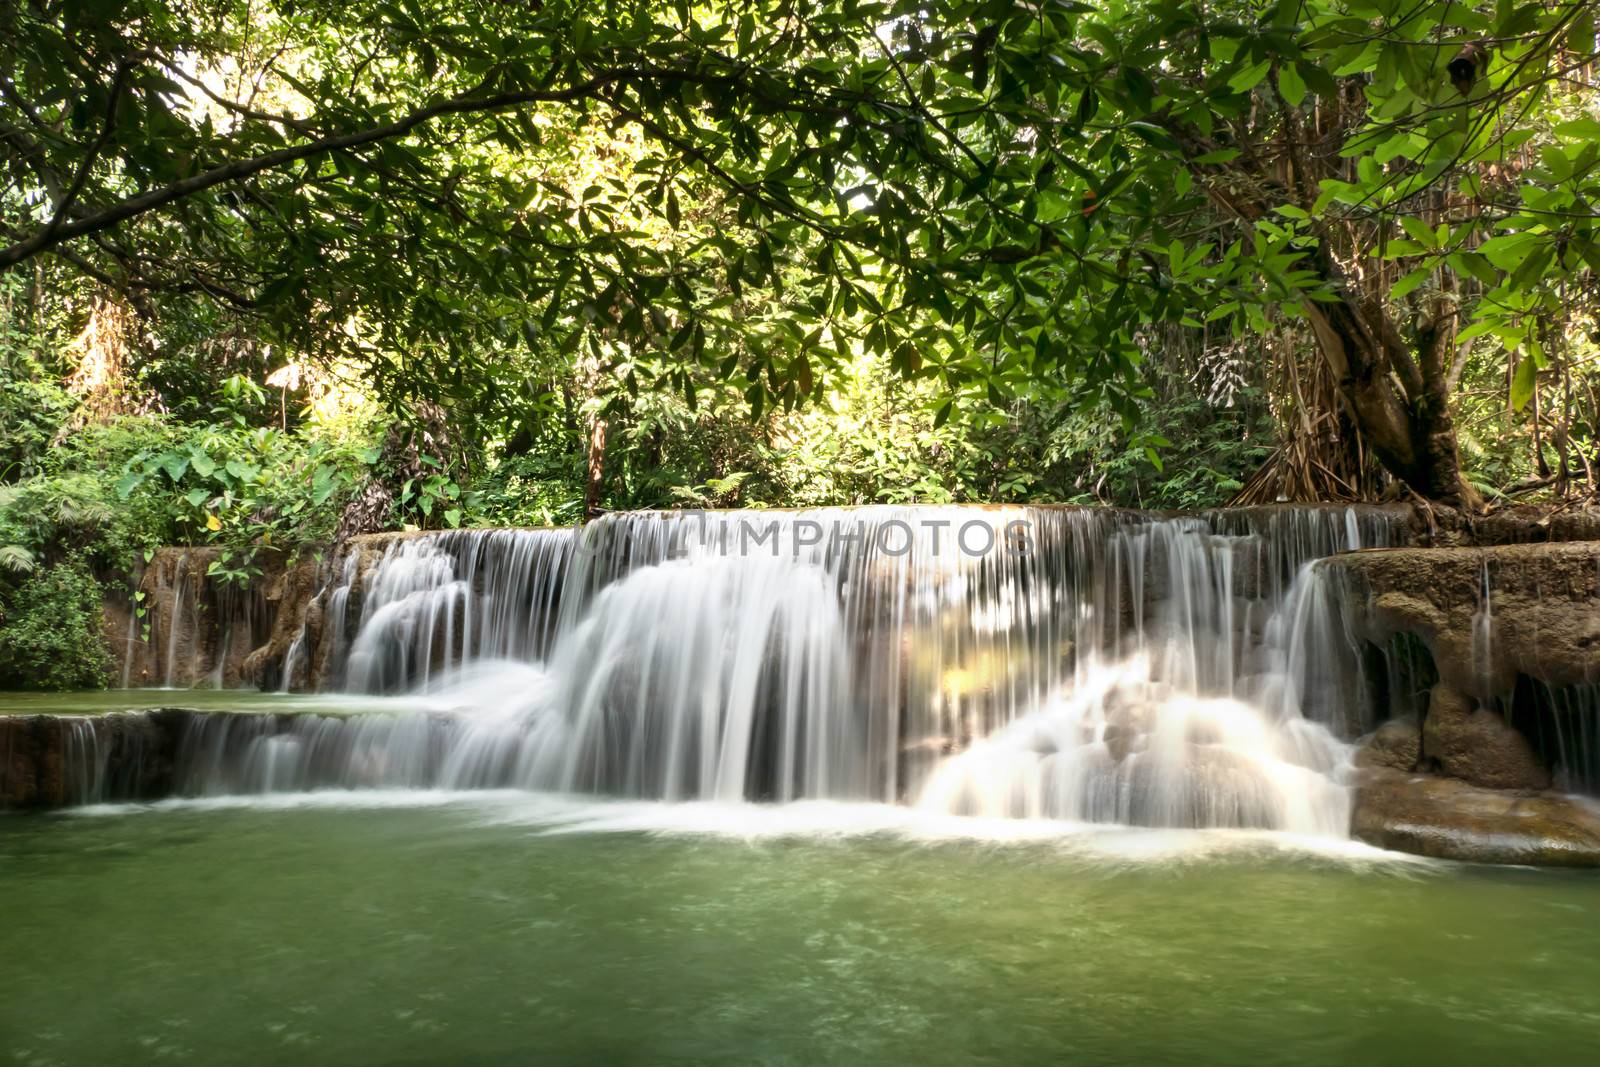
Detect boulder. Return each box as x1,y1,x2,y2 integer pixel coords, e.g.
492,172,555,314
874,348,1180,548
1102,722,1135,763
1353,714,1421,771
1352,767,1600,867
1421,683,1550,791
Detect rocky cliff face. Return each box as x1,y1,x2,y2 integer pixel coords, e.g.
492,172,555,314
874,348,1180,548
0,710,188,808
103,532,425,692
105,547,285,689
1329,541,1600,699
1326,538,1600,863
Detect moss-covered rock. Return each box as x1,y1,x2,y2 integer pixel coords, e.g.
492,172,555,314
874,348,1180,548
1353,714,1421,771
1352,767,1600,867
1420,683,1549,790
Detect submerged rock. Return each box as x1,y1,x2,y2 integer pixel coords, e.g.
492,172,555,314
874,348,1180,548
1352,768,1600,867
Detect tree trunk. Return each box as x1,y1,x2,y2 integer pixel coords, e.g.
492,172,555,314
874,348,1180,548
1298,249,1482,511
584,414,608,521
1163,117,1484,512
1303,304,1479,509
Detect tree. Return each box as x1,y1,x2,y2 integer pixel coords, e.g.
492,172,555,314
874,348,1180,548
1080,0,1598,508
3,0,1596,509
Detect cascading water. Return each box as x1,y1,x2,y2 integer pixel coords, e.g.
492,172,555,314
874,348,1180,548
339,529,575,692
144,505,1405,835
913,513,1369,835
119,586,139,690
915,657,1351,833
162,551,189,689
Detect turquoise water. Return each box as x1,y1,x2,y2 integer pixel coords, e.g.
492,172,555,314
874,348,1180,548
3,793,1599,1065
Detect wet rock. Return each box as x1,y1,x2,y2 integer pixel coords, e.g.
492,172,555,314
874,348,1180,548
107,544,361,692
0,715,50,807
1422,684,1550,791
1329,541,1600,699
1352,767,1600,867
1453,506,1600,546
1102,722,1135,763
1353,714,1421,771
0,714,84,807
240,552,327,691
0,709,191,809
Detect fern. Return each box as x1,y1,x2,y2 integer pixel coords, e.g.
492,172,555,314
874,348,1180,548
0,544,35,574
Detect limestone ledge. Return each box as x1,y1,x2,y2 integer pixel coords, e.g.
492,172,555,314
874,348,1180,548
1352,767,1600,867
1326,540,1600,700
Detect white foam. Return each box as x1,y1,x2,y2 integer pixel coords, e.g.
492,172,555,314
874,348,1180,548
63,789,1430,868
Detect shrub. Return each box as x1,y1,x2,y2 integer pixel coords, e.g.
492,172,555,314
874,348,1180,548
0,562,113,691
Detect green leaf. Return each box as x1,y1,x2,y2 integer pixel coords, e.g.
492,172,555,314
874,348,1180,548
1075,87,1099,126
1555,118,1600,142
1510,357,1537,412
1389,267,1431,301
1278,64,1306,107
1227,60,1271,93
1449,252,1498,287
1399,217,1436,249
1478,233,1538,271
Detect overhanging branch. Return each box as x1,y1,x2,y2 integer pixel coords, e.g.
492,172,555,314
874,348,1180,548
0,64,835,271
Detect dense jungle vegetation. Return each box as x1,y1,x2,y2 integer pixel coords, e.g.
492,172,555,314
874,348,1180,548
2,0,1597,687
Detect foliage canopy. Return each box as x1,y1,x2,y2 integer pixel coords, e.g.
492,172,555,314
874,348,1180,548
2,0,1598,505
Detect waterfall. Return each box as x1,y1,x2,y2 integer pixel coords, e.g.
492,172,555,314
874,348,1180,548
278,628,307,695
32,506,1429,832
914,656,1351,834
119,586,139,690
106,504,1392,832
1472,559,1495,696
161,552,188,689
63,718,108,806
340,530,575,692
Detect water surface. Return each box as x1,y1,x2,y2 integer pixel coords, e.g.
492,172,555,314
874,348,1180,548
3,796,1597,1065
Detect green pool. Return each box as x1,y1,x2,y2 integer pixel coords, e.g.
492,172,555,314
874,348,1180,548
3,793,1598,1065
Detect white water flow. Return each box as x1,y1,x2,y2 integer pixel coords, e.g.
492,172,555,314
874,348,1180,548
161,552,188,689
119,587,138,690
1472,559,1495,696
157,506,1396,835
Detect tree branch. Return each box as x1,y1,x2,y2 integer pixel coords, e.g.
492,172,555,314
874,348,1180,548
39,51,153,251
0,64,820,271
